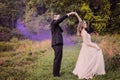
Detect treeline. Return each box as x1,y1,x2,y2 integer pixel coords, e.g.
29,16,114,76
0,0,120,40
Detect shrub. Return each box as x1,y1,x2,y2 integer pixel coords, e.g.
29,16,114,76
0,42,14,52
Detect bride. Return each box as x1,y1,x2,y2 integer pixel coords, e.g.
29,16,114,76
72,12,106,79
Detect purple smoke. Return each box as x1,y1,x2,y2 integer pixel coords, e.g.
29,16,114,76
15,19,77,45
16,19,51,41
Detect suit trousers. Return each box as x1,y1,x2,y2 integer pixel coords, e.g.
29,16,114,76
52,45,63,76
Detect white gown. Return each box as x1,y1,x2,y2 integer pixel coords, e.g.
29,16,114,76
73,29,105,79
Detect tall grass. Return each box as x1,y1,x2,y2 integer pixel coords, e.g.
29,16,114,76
92,34,120,71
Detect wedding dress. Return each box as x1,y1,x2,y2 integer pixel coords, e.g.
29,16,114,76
73,29,105,79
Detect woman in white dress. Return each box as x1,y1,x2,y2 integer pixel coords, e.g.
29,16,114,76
73,12,106,79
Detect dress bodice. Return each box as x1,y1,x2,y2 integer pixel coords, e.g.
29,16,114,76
81,29,91,44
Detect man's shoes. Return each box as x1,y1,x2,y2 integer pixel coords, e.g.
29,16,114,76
54,74,61,77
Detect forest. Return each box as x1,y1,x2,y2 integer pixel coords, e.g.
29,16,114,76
0,0,120,40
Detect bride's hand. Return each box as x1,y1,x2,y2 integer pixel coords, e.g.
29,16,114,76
67,12,75,16
70,12,77,15
74,12,77,15
96,47,100,51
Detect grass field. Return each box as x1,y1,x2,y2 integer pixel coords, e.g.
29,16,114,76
0,35,120,80
25,45,120,80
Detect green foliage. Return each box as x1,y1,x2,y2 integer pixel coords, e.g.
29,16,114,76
43,0,111,34
24,0,37,22
108,54,120,70
109,2,120,33
0,26,22,41
0,0,120,38
0,0,24,27
0,26,11,41
79,0,111,33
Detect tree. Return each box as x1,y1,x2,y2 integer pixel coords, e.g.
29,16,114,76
108,0,120,33
0,0,25,28
45,0,111,34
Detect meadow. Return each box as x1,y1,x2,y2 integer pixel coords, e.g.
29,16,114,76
0,34,120,80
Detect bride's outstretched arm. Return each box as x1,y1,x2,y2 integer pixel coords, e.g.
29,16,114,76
74,12,82,22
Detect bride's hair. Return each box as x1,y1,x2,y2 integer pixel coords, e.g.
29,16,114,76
77,20,86,36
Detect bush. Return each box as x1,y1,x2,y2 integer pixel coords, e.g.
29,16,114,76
0,27,12,41
105,54,120,71
0,42,14,52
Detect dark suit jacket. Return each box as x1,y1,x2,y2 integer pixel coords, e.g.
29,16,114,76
50,15,68,47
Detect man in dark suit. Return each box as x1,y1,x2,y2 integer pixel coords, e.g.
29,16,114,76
50,12,75,77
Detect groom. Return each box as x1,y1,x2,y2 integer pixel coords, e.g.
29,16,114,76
50,12,75,77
